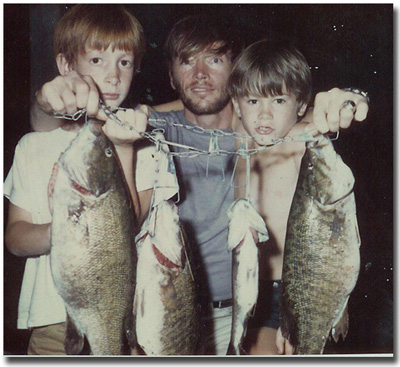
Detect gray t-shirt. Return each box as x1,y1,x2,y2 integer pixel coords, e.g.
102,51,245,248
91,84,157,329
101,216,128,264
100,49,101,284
150,110,235,302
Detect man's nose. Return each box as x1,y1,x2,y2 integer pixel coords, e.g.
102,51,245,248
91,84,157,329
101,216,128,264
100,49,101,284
105,65,121,86
193,60,209,80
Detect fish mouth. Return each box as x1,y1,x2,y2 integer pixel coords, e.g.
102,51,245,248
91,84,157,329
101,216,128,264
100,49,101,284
152,244,181,269
71,179,95,197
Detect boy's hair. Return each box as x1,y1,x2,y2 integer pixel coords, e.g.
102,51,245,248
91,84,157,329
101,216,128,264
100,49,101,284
228,39,312,105
54,5,146,72
164,15,244,71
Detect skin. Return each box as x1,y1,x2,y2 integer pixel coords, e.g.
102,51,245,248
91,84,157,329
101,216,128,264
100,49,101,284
29,35,369,355
169,43,234,130
232,87,368,355
5,46,148,257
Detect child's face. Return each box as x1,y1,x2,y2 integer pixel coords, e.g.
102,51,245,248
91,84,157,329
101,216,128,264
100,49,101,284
233,90,307,147
73,46,135,108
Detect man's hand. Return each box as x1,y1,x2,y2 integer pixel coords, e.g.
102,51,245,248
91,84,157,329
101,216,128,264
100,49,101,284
36,70,100,117
102,105,150,149
276,327,294,355
312,87,369,133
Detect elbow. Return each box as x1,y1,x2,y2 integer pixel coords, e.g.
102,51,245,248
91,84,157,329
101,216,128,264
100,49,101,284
5,231,23,257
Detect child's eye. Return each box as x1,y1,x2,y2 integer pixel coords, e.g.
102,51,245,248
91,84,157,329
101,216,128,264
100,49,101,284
89,58,102,65
248,99,258,105
120,59,133,68
275,98,286,104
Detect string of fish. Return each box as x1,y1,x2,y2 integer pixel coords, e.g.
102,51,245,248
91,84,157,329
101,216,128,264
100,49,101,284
53,101,339,159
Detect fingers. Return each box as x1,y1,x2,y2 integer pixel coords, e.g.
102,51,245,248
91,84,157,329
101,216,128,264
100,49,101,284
275,327,285,354
313,87,369,134
36,71,100,116
275,327,295,355
102,108,148,147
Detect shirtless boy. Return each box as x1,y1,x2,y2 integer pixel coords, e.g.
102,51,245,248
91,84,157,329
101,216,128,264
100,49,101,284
228,39,368,355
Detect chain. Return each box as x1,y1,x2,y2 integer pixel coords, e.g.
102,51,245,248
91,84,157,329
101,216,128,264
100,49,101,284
53,105,338,158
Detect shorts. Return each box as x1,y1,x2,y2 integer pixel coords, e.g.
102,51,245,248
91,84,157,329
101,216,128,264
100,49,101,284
27,322,67,355
247,280,282,330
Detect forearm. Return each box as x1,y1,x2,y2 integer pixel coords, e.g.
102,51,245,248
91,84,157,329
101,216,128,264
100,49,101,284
5,221,51,257
30,98,63,132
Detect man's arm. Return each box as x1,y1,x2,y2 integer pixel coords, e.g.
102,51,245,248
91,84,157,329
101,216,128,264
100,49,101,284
5,204,51,257
152,99,183,112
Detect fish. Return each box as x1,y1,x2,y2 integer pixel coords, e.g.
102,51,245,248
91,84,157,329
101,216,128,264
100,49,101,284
133,200,201,355
226,199,269,355
50,119,137,355
280,135,361,355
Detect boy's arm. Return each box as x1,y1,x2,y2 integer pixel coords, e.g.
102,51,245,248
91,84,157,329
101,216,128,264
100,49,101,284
301,88,369,133
102,106,150,221
31,71,101,132
5,203,51,257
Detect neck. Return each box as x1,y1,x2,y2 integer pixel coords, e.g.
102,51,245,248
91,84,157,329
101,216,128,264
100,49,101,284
184,102,234,130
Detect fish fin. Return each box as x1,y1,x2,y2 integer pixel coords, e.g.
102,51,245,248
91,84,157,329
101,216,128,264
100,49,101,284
331,299,349,343
124,310,137,349
227,199,268,251
64,313,85,355
226,342,238,355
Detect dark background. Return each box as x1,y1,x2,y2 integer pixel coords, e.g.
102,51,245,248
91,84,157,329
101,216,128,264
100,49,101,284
4,4,393,355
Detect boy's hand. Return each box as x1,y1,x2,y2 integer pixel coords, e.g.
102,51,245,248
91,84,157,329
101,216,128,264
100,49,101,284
276,327,294,355
102,105,150,149
313,87,369,133
36,70,100,118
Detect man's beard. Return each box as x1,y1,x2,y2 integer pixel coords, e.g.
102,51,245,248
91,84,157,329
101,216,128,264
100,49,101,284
173,78,231,116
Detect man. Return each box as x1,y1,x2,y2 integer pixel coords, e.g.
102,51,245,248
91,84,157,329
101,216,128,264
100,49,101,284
31,14,369,355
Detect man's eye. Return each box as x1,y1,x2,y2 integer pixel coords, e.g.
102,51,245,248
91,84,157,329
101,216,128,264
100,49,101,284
212,57,222,63
181,57,194,66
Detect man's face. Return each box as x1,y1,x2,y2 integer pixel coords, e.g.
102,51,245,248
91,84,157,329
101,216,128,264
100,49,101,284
169,43,232,115
73,45,135,108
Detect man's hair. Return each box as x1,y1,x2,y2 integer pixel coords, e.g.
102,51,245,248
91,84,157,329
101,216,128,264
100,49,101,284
54,5,146,72
164,15,244,71
228,39,312,105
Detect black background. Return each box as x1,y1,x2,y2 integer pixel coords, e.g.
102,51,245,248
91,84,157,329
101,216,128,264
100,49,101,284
4,4,393,355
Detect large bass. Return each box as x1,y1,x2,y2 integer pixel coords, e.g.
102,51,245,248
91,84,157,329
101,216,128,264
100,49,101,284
280,135,361,354
50,119,137,355
134,200,201,355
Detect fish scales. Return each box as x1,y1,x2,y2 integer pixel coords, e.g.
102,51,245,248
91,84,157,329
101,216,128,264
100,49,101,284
134,200,200,355
227,199,269,355
50,120,137,355
280,135,360,355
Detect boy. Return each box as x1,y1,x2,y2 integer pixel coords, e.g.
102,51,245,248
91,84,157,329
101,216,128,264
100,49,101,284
4,5,158,355
228,39,365,355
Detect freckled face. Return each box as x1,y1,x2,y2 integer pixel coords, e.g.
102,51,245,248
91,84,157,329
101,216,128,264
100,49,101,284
169,43,233,115
233,91,306,147
73,46,135,108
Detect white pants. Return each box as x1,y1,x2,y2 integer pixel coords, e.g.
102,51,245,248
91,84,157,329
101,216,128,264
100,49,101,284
201,306,233,355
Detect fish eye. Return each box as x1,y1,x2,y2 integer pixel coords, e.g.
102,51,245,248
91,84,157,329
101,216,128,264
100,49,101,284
105,148,113,157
